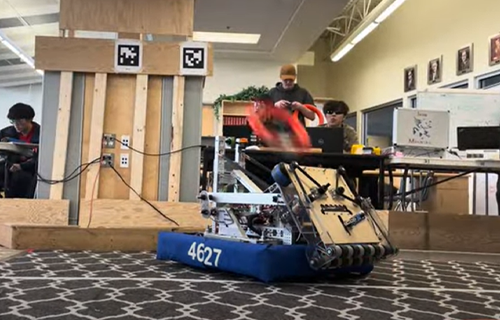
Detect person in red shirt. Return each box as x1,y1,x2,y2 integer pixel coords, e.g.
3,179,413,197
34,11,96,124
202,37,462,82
0,103,40,198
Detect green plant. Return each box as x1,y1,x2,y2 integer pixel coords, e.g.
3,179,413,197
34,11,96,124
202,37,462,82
212,85,270,120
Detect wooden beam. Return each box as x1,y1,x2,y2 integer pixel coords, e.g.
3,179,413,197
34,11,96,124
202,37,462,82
35,36,213,76
78,199,205,228
167,76,185,202
2,224,202,251
129,75,149,199
59,0,194,36
49,71,73,199
84,73,107,201
0,199,69,225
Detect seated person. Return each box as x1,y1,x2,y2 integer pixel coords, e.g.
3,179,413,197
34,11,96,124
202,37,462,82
318,100,359,153
0,103,40,198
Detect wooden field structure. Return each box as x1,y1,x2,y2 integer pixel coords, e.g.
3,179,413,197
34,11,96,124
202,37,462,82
2,198,500,253
0,0,212,251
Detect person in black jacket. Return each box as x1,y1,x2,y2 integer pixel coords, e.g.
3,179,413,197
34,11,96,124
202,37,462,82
0,103,40,198
268,64,316,126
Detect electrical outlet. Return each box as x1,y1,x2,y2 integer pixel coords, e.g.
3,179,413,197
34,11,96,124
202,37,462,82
119,154,129,168
121,135,130,150
103,134,116,148
101,153,114,167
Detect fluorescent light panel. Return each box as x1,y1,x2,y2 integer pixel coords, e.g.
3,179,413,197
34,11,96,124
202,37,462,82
0,32,43,76
351,22,378,44
331,0,407,61
193,31,261,44
332,43,354,62
375,0,406,23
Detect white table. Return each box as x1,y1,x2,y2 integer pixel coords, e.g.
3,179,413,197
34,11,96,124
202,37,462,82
387,157,500,172
385,157,500,214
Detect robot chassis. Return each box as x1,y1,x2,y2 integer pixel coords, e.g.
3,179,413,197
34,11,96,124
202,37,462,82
198,137,398,271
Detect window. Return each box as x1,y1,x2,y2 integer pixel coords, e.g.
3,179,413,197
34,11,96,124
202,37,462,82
344,112,357,130
478,72,500,89
442,81,469,89
410,96,417,108
363,101,402,148
451,82,469,89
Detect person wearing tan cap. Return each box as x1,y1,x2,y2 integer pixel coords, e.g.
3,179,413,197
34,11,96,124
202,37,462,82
268,64,316,126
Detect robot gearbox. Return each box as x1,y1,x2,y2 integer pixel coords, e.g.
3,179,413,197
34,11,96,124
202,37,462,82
157,155,398,282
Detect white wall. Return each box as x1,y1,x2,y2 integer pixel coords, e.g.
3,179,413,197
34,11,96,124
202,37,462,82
326,0,500,111
0,83,43,129
203,58,285,103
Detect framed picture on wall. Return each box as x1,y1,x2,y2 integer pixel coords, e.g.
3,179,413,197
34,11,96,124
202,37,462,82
427,56,442,85
457,44,473,75
404,65,417,92
489,34,500,66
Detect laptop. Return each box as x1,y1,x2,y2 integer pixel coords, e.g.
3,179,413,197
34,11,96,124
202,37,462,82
457,126,500,150
306,127,344,153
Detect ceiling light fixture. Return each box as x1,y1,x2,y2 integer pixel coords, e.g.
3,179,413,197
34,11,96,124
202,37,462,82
0,30,43,76
330,0,407,62
192,31,261,44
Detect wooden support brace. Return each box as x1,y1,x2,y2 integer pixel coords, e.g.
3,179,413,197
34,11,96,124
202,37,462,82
49,71,74,199
129,74,149,200
84,73,107,201
167,76,185,202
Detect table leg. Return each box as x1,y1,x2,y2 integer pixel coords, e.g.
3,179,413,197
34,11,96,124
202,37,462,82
388,166,394,210
4,160,9,197
378,160,385,210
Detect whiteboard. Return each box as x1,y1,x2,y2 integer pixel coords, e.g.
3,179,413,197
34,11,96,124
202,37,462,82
416,89,500,148
393,108,450,149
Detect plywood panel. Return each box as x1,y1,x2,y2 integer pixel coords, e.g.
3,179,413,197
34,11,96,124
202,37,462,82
60,0,194,36
98,74,136,199
78,199,207,229
4,224,202,251
35,36,214,76
0,199,69,225
429,213,500,253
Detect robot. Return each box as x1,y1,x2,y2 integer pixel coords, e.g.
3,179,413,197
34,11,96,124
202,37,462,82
197,141,398,274
157,101,398,281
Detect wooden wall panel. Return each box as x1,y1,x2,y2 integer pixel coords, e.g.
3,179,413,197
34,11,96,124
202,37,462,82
80,74,162,202
60,0,194,36
98,74,135,199
35,37,214,76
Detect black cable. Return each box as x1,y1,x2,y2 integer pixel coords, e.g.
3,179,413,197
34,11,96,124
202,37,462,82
112,138,203,156
108,163,180,226
37,157,101,184
391,169,474,197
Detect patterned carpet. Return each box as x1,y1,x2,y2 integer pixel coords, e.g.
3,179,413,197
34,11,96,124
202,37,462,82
0,251,499,320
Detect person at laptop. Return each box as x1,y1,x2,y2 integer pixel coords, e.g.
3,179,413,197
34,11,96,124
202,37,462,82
268,64,316,126
318,100,359,153
0,103,40,198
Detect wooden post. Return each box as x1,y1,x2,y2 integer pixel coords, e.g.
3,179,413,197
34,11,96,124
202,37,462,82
129,74,149,199
84,73,107,201
49,71,74,199
168,76,185,202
